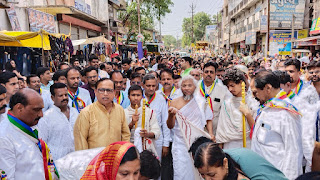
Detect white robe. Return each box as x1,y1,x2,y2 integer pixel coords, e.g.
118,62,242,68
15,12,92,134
37,105,79,160
251,105,303,180
172,96,213,180
55,147,104,180
144,92,170,161
41,90,54,112
290,81,319,172
0,116,46,180
216,93,259,149
124,105,160,156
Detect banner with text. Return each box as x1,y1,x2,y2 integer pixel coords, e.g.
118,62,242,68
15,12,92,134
27,9,55,33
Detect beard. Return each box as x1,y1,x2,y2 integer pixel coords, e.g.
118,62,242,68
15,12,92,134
183,94,193,101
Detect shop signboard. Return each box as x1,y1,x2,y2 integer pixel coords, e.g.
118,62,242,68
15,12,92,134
270,0,305,29
6,5,21,31
27,9,55,33
245,31,256,45
269,30,299,56
205,25,216,43
310,17,320,35
260,15,268,33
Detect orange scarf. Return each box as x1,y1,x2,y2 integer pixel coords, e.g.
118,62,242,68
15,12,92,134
81,142,135,180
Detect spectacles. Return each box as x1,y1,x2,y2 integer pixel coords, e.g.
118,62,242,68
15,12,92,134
97,88,114,94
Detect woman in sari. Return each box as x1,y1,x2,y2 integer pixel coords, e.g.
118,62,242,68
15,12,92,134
81,141,140,180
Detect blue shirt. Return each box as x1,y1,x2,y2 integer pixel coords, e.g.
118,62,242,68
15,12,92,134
113,91,130,109
224,148,288,180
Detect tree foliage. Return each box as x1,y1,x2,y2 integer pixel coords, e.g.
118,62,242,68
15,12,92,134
181,12,213,47
163,35,176,48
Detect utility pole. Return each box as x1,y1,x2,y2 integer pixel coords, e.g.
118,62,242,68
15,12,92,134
291,14,295,57
176,34,179,49
190,3,196,44
265,0,270,57
158,1,162,42
137,0,141,34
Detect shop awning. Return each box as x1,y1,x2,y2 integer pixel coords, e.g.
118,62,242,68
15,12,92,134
72,35,111,46
0,30,51,50
295,35,320,42
295,35,320,46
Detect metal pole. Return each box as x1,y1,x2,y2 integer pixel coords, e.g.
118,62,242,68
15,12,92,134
137,0,141,34
266,0,270,57
291,14,295,57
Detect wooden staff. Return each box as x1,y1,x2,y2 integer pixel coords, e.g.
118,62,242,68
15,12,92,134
242,82,246,148
135,104,138,128
142,99,146,150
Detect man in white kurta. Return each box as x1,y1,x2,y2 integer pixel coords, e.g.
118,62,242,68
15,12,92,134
37,83,79,160
250,71,303,180
167,75,213,180
142,74,170,161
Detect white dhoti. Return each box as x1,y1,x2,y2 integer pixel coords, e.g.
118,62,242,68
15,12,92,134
172,97,212,180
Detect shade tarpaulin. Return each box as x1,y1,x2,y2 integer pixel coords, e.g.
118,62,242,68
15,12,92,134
72,35,111,46
0,30,51,50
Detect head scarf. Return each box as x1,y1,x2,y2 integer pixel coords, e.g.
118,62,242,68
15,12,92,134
81,142,136,180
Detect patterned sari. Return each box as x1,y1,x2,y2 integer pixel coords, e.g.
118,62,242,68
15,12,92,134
81,142,136,180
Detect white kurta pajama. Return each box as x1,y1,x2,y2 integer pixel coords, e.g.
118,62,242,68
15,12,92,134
0,116,46,180
144,92,170,161
124,105,160,155
41,89,54,112
251,97,303,180
196,79,231,135
289,80,319,172
37,105,79,160
216,93,259,149
172,96,213,180
67,87,92,112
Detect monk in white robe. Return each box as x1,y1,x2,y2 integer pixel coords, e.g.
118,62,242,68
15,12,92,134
167,75,213,180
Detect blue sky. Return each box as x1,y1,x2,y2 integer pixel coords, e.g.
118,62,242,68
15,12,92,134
157,0,224,38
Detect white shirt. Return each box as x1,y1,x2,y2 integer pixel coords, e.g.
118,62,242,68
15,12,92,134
68,87,92,112
37,105,79,160
196,79,231,134
41,89,54,112
251,105,303,179
156,88,183,106
0,116,46,180
98,69,109,79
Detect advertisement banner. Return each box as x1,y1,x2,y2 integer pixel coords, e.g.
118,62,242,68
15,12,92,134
6,5,21,31
240,41,246,48
245,32,257,45
27,9,55,33
269,30,298,56
310,17,320,35
205,25,216,43
270,0,305,29
260,15,268,33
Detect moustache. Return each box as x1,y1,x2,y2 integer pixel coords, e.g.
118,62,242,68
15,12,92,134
0,104,6,111
164,83,170,86
61,99,68,103
35,117,41,121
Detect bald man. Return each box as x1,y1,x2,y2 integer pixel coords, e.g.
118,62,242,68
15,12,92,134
0,89,59,179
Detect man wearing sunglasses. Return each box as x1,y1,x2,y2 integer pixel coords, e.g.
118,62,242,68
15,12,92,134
74,78,131,151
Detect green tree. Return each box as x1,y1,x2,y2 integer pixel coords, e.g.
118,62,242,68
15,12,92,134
212,12,222,24
181,12,213,47
163,35,176,48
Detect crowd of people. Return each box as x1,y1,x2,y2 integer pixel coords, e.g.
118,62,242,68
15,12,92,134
1,52,320,180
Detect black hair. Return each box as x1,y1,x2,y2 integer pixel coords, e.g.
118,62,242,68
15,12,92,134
223,68,246,86
134,67,145,72
217,68,225,72
247,61,258,68
254,70,280,90
84,66,98,76
95,77,114,89
130,72,142,81
157,64,167,70
9,91,28,109
148,70,159,79
122,59,131,65
0,84,6,95
173,75,181,80
5,60,15,72
143,74,156,84
0,71,17,84
58,62,70,70
100,63,106,70
52,70,66,81
160,68,174,80
273,70,292,84
89,54,99,62
128,85,143,95
182,56,193,65
120,146,139,165
140,150,161,179
26,74,38,84
189,136,212,157
156,55,162,63
65,68,80,78
50,83,67,96
296,172,320,180
142,59,149,63
36,67,50,77
204,62,219,71
194,142,240,180
284,59,301,71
